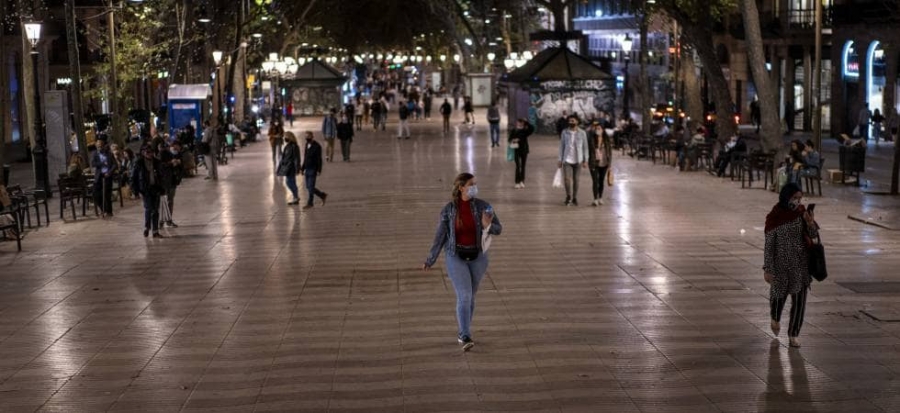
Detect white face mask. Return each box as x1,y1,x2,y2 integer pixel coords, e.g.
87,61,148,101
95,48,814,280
466,185,478,199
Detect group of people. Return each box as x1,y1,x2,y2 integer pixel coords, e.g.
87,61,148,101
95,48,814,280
553,115,614,206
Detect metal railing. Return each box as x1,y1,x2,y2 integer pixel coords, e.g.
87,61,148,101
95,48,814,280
788,7,833,29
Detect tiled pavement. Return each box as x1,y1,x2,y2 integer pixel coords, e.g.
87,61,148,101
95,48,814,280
3,111,900,412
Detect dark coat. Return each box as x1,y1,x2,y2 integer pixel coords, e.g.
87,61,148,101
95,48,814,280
278,142,301,176
301,140,323,175
130,157,163,196
587,129,613,167
508,122,534,155
337,122,354,141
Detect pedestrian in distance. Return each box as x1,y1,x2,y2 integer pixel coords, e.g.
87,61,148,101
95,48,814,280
286,102,294,127
398,100,411,139
159,140,184,227
587,121,612,206
857,103,871,142
463,97,475,125
558,114,588,206
487,102,501,147
269,120,284,165
440,98,453,134
91,136,118,217
201,120,219,180
131,145,164,238
301,131,328,210
322,109,338,162
277,132,302,205
764,183,820,348
337,113,354,161
509,118,533,189
423,172,502,351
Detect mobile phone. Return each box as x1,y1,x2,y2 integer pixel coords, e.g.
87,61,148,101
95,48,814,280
808,203,816,213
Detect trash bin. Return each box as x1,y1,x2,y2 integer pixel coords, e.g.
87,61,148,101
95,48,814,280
839,145,866,185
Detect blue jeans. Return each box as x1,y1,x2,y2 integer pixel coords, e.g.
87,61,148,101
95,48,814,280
445,252,489,339
285,173,299,200
142,192,160,233
304,172,324,206
489,123,500,146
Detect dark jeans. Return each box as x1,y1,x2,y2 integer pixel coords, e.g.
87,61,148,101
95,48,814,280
93,175,114,214
590,165,609,200
304,172,325,206
271,142,282,164
285,173,299,200
443,115,450,133
514,152,528,184
489,122,500,146
142,191,160,233
340,139,351,161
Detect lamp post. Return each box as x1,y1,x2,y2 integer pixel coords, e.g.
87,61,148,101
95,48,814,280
25,22,49,195
621,34,633,120
212,50,224,128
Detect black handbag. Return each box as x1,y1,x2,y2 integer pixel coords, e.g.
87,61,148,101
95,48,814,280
808,236,827,282
455,245,479,261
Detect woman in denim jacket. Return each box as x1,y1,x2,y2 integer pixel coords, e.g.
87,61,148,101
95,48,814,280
423,172,502,351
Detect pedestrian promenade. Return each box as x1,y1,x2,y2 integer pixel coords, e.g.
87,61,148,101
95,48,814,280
3,112,900,412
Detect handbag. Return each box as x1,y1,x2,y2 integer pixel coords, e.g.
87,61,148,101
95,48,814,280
455,245,479,261
506,146,515,162
807,234,827,282
606,168,614,186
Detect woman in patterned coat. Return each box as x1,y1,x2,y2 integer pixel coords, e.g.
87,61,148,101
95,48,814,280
764,183,819,348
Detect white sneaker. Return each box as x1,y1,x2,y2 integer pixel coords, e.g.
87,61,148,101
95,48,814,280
519,182,525,189
591,200,598,206
513,183,520,189
598,199,604,205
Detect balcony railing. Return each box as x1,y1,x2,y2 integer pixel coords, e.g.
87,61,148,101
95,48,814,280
788,7,834,29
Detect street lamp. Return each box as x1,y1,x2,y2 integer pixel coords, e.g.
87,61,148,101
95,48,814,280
621,34,633,120
25,22,50,194
212,50,224,128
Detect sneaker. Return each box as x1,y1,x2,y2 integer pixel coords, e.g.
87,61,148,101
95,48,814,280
591,200,598,207
513,183,520,189
319,193,328,206
771,320,780,336
458,336,475,351
598,199,604,205
519,182,525,189
287,200,300,205
572,199,578,206
168,221,179,228
789,337,801,348
564,197,571,206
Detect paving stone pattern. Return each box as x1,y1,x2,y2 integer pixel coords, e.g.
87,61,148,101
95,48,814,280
3,112,900,412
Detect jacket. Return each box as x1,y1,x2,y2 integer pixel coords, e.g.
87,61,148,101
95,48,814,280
91,148,118,178
425,198,502,267
508,122,534,155
399,105,410,120
301,140,323,175
321,116,337,138
558,127,588,164
278,142,301,176
130,157,163,196
337,122,354,141
487,107,500,124
587,129,612,168
440,102,452,116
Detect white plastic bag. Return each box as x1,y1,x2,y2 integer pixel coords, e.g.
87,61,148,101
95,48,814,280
552,168,563,188
159,194,172,223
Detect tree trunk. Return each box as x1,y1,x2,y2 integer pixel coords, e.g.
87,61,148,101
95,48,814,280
682,49,704,122
225,0,245,125
639,13,650,134
20,21,36,154
685,25,736,141
740,0,781,151
884,43,899,194
66,0,88,161
232,46,246,123
107,0,124,146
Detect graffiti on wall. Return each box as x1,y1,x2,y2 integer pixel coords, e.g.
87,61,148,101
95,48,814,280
291,87,341,116
527,79,615,133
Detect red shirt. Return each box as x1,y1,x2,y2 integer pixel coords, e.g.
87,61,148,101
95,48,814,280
455,200,477,246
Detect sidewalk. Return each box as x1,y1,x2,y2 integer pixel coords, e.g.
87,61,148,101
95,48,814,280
3,111,900,411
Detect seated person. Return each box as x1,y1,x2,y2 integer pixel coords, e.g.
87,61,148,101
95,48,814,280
678,127,706,170
788,140,807,183
715,134,747,177
800,139,821,177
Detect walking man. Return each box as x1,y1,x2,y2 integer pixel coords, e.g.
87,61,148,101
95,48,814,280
321,109,338,162
337,113,354,161
398,100,411,139
202,120,218,180
301,131,328,210
440,98,453,134
858,103,872,142
557,114,588,206
487,102,501,147
91,137,118,217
